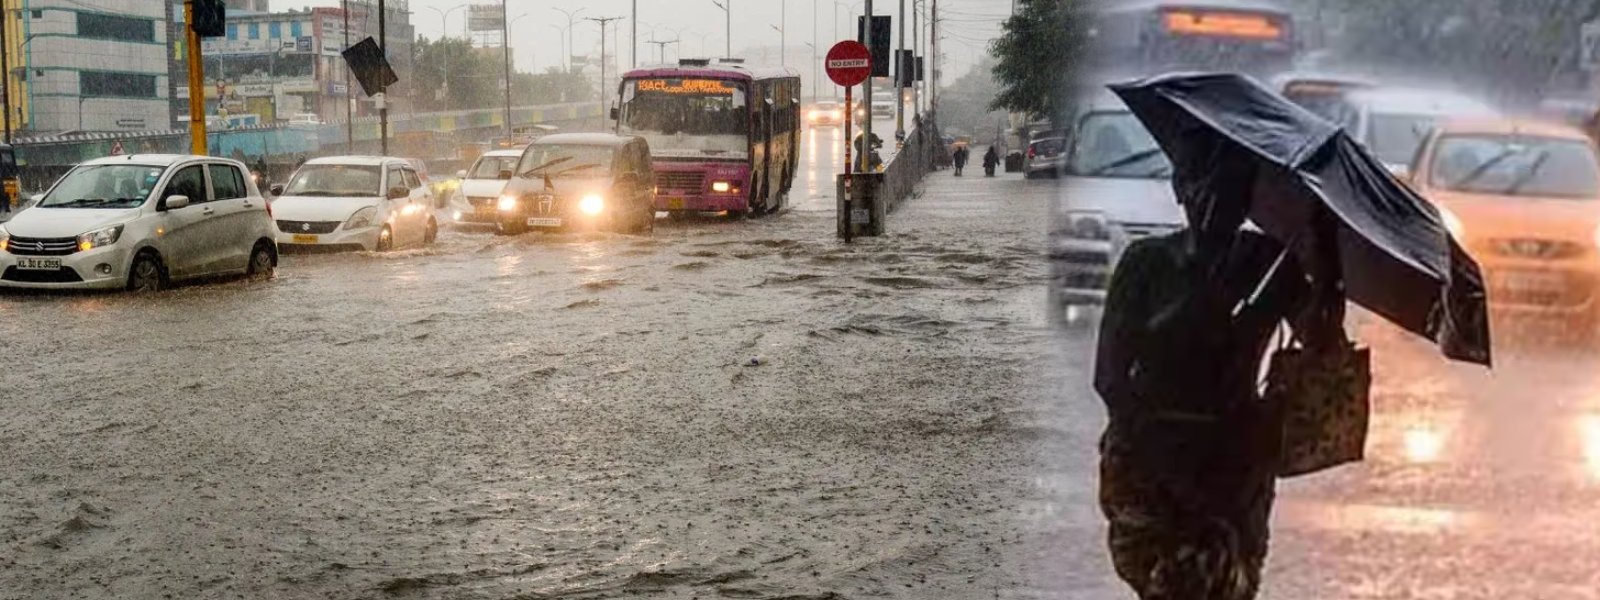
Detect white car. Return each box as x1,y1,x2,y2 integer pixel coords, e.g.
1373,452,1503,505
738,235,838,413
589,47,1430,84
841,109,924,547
1049,90,1181,313
0,154,278,291
270,156,437,252
448,149,523,226
1331,88,1496,177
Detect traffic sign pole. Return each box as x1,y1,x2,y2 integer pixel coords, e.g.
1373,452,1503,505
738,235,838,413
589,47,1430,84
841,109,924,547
826,40,872,244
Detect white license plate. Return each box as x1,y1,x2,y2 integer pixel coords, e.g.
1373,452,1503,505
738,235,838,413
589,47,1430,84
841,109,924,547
526,218,563,228
16,257,62,271
1498,270,1564,292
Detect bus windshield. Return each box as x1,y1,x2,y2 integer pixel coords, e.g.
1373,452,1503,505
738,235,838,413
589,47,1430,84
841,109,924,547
619,77,750,157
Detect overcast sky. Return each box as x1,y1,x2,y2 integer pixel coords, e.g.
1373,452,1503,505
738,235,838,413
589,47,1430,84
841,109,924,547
295,0,1008,81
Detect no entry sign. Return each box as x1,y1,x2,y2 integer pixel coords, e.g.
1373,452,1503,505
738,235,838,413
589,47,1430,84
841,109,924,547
826,41,872,87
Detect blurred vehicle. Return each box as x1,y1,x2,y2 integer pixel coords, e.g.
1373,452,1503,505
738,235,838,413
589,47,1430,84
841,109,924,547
448,149,523,226
1342,88,1496,177
617,59,800,216
0,155,277,291
871,91,895,118
1,143,19,212
1086,0,1299,78
808,101,845,128
1275,73,1376,128
1048,90,1180,314
494,134,656,235
270,156,437,252
1411,119,1600,336
1024,136,1068,178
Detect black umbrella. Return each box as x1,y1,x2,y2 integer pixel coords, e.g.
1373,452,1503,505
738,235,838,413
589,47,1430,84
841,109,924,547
1110,72,1491,366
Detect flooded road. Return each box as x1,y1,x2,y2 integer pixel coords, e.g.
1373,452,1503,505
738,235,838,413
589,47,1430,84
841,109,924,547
0,126,1068,599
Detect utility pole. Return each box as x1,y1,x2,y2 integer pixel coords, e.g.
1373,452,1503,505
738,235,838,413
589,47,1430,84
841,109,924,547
862,0,872,172
781,0,786,67
631,0,637,68
812,0,819,101
1,0,11,143
929,0,938,125
895,0,905,140
185,0,206,154
378,0,388,156
586,16,623,127
344,0,353,148
912,0,920,116
502,0,512,136
711,1,731,59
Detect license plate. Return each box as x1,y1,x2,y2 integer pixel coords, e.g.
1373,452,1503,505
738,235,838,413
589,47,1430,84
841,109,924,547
292,234,320,244
667,198,685,210
1498,270,1563,292
526,218,563,228
16,257,62,271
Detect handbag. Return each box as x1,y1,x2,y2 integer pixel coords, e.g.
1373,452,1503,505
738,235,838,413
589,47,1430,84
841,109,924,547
1266,336,1372,478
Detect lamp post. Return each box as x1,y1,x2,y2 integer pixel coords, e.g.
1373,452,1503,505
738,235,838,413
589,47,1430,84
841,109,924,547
646,38,679,64
769,24,784,66
552,7,586,73
585,16,624,127
710,0,730,58
803,42,818,102
425,4,468,40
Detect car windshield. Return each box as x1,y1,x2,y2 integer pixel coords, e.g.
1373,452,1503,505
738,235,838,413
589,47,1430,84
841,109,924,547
1430,134,1600,199
469,156,520,180
517,145,614,178
1068,111,1172,179
283,164,383,197
37,164,165,209
1368,113,1438,166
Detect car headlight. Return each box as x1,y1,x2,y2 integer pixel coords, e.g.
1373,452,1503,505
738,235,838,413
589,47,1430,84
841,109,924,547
345,206,378,229
497,194,520,212
1437,205,1464,240
77,224,124,251
579,194,605,216
1062,211,1112,241
711,181,734,193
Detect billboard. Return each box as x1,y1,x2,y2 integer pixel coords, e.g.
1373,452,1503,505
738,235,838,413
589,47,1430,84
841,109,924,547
467,5,503,32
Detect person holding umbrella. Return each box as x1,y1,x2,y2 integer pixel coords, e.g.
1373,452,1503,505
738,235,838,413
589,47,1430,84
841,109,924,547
1095,73,1492,599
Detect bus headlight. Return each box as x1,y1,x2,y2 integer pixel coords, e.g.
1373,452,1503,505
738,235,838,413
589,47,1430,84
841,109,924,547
497,195,520,212
711,181,734,193
579,194,605,216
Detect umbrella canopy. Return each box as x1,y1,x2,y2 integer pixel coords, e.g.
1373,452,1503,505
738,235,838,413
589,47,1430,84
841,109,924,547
1110,72,1491,366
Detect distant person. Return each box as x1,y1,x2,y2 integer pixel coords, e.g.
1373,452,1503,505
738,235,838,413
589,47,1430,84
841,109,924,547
953,146,969,176
982,146,1000,177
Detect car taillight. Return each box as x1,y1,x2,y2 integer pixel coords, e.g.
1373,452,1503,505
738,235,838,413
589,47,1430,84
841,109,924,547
1028,148,1037,158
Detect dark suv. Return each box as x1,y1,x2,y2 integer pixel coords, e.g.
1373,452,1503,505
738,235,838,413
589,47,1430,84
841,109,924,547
494,134,657,235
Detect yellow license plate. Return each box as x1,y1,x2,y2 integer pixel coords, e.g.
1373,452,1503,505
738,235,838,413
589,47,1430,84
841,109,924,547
667,198,685,210
292,234,320,244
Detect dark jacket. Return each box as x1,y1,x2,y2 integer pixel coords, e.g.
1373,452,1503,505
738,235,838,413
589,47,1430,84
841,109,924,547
982,148,1000,168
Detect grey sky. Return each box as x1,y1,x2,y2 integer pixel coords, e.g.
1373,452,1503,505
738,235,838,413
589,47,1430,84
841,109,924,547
294,0,1006,80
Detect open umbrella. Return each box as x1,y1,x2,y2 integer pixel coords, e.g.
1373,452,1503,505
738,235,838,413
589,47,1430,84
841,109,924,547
1110,72,1491,366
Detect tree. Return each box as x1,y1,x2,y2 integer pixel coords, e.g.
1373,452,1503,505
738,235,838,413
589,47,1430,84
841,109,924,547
989,0,1091,127
411,39,595,112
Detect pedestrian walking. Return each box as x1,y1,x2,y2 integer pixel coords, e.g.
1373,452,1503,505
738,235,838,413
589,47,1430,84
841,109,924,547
953,146,969,176
1094,148,1343,600
982,146,999,177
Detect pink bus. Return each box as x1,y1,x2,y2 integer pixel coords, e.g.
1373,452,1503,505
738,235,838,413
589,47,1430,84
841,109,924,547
616,60,801,216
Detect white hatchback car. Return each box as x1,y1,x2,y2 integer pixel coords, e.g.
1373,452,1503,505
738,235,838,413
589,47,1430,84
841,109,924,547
270,156,438,251
0,154,278,291
448,149,523,226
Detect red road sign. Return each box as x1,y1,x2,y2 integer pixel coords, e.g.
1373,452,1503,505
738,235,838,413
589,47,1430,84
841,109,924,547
109,141,125,156
826,41,872,87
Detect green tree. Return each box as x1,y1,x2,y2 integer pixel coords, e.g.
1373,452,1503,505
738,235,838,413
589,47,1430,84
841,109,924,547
989,0,1090,126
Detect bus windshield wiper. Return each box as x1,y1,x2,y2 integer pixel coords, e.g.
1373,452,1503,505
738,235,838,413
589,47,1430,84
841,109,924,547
1089,149,1164,176
519,157,574,178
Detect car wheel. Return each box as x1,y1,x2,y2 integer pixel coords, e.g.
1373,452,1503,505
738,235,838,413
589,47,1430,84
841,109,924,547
246,241,276,280
424,218,438,244
127,252,166,292
376,226,394,251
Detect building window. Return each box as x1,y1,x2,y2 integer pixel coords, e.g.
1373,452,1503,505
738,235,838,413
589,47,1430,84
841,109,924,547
269,22,281,38
291,22,303,38
248,24,259,39
78,12,155,42
227,24,238,40
81,71,158,99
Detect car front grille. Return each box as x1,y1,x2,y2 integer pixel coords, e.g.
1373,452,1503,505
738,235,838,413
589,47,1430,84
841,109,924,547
3,266,83,283
657,171,707,192
277,220,341,234
6,236,79,256
1489,238,1587,261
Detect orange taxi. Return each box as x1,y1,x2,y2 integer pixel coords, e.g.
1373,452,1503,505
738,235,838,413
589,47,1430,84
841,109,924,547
1410,119,1600,332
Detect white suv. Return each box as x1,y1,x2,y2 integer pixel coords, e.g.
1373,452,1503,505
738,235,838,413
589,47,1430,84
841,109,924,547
0,155,278,291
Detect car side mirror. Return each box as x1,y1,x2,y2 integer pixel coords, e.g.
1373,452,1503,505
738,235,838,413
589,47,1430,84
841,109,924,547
456,169,468,179
163,195,190,210
388,187,409,200
269,184,284,196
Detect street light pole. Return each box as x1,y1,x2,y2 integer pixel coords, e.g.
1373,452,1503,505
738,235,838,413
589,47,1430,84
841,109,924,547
861,0,872,173
895,0,905,140
711,0,730,58
631,0,637,68
552,7,586,72
585,16,623,128
378,0,389,156
501,0,512,136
